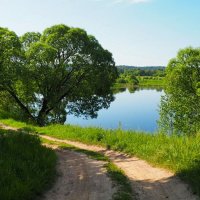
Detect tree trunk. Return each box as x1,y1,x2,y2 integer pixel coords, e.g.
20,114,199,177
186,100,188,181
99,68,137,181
36,98,49,126
36,112,46,127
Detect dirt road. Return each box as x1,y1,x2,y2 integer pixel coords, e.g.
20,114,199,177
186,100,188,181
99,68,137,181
41,135,199,200
40,148,115,200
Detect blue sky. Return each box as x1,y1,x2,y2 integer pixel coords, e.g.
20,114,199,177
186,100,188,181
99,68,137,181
0,0,200,66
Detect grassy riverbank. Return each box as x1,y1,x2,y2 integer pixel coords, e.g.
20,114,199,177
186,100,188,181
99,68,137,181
1,118,200,196
113,76,165,88
0,129,56,200
137,76,165,86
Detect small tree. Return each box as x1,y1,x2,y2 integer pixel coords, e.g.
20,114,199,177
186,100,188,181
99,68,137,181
0,25,118,126
159,47,200,136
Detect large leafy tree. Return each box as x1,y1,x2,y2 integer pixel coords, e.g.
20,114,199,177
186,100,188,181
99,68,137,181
159,47,200,135
0,25,117,126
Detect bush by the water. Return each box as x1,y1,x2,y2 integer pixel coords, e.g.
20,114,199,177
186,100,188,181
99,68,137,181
0,129,56,200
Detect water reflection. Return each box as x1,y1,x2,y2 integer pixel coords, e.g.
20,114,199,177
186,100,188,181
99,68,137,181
112,87,127,94
67,86,164,133
113,85,163,94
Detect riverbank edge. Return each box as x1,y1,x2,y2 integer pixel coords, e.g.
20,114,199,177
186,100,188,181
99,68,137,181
113,78,165,88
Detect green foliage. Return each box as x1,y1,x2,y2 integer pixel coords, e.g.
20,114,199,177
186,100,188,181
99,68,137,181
115,66,165,87
117,66,166,77
116,73,139,85
20,32,41,50
0,129,56,200
0,28,21,87
0,25,117,126
159,47,200,136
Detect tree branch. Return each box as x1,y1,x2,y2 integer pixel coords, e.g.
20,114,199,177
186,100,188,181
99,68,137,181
45,72,87,114
7,87,35,122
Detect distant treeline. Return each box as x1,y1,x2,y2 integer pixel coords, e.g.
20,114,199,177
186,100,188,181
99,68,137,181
117,65,165,70
117,65,166,77
115,65,166,86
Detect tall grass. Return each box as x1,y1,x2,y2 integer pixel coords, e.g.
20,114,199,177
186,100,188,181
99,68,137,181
1,118,200,196
0,129,56,200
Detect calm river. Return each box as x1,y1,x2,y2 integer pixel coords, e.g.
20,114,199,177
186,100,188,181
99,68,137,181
67,87,164,132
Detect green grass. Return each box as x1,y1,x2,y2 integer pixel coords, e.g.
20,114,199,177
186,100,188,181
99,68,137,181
41,138,133,200
137,76,165,86
106,162,133,200
113,76,165,87
0,129,57,200
1,118,200,196
113,77,165,87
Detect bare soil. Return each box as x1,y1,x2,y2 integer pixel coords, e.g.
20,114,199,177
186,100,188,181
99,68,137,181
40,147,115,200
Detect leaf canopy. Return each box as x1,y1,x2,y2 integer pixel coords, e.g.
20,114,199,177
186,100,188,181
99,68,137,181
0,24,118,126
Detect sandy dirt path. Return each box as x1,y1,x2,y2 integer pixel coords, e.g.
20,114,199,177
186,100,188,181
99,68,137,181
40,148,115,200
41,135,199,200
0,124,198,200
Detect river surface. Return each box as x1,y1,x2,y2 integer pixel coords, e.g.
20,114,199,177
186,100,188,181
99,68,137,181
67,87,164,132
